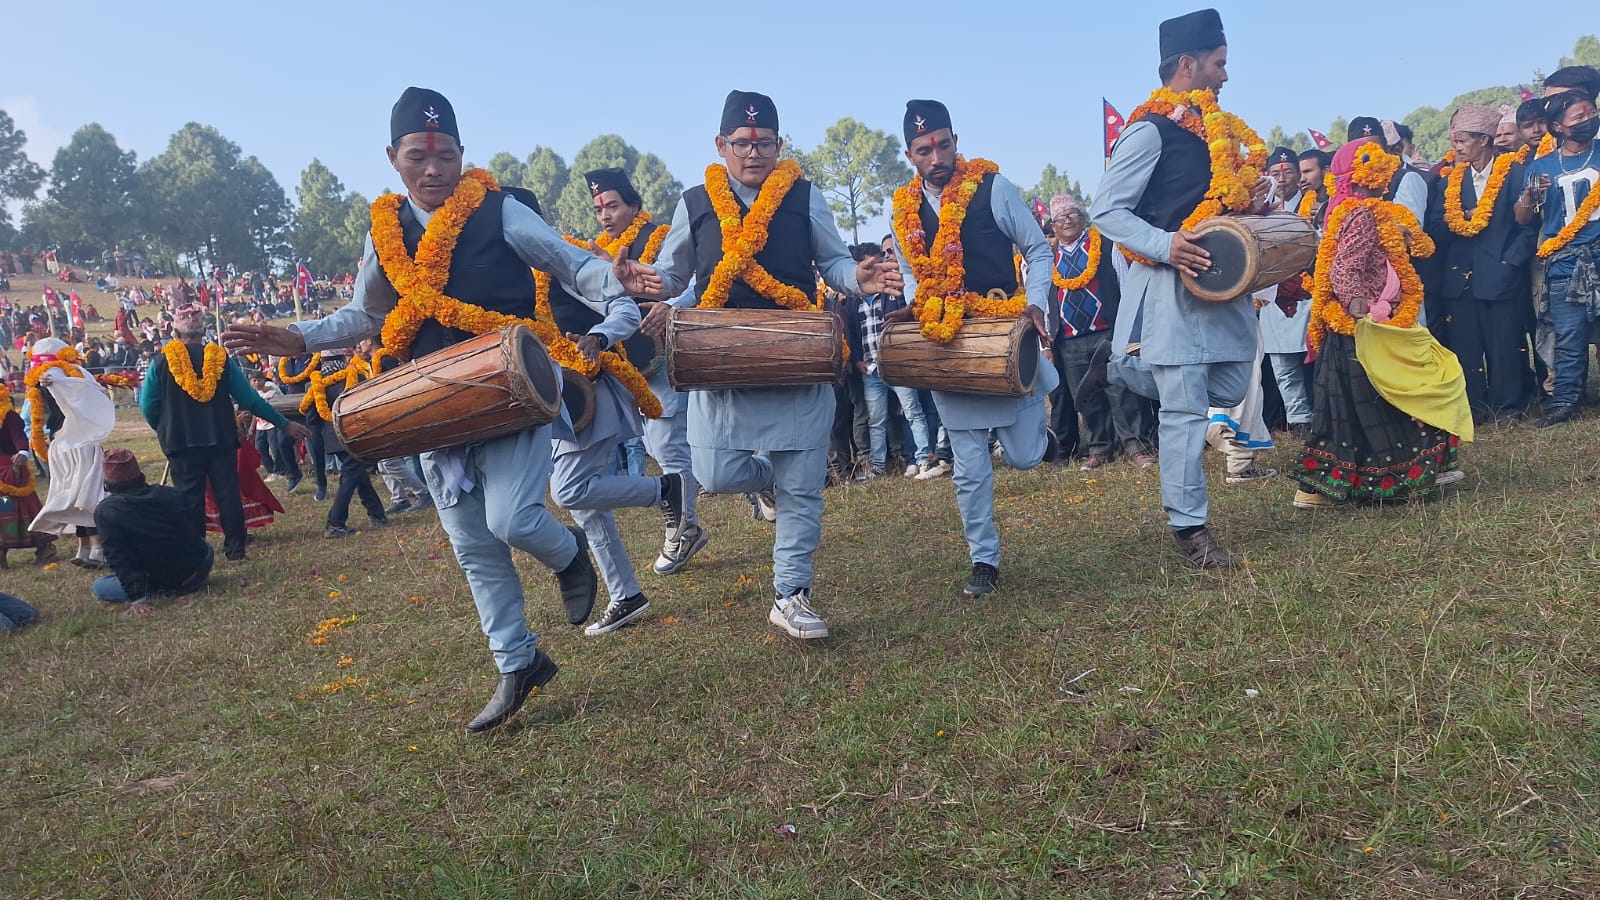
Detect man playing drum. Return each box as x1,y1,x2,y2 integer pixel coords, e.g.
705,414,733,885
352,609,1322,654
641,90,902,641
536,168,695,637
887,99,1057,598
223,87,663,732
1091,8,1271,570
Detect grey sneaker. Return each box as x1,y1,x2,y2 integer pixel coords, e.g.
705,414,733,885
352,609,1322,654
768,588,829,639
1225,464,1277,484
652,523,710,575
745,490,777,523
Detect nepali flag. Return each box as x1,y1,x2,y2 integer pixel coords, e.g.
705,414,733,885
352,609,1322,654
1307,129,1333,150
295,261,313,299
1519,86,1536,101
68,290,83,328
1104,99,1126,159
1031,196,1049,225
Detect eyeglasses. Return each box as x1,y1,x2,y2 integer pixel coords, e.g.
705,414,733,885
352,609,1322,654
1051,212,1085,224
727,139,781,159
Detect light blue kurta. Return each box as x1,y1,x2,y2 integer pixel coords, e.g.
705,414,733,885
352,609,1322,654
1090,120,1258,368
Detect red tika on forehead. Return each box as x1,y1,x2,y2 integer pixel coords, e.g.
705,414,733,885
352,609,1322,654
425,131,436,153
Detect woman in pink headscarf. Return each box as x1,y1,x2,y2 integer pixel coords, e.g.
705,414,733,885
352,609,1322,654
1290,139,1472,509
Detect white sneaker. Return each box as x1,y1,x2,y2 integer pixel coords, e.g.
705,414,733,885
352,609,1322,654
1434,468,1466,487
914,460,951,481
903,463,919,478
653,523,710,575
769,588,829,639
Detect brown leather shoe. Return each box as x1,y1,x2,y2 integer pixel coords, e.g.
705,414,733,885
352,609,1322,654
1173,526,1234,570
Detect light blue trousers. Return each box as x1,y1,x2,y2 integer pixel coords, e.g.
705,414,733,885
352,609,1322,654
692,447,826,596
1267,353,1312,426
945,399,1048,567
551,436,661,603
641,410,698,529
424,426,577,674
1150,361,1254,528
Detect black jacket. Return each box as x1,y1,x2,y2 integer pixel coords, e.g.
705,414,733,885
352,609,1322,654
93,483,211,599
1425,158,1536,301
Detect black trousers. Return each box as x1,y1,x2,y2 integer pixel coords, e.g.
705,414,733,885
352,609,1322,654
306,420,330,492
328,452,385,528
1048,340,1081,460
1444,293,1532,416
169,447,243,556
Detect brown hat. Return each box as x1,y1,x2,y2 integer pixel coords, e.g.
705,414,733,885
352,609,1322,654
102,448,144,486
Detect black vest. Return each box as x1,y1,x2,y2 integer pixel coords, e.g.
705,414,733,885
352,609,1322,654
152,345,238,454
1131,113,1211,232
307,357,350,425
394,190,539,359
918,172,1017,295
683,178,816,310
544,222,660,363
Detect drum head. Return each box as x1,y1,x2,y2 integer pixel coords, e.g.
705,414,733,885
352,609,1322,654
562,374,595,434
514,329,561,408
1188,227,1250,299
1018,332,1039,393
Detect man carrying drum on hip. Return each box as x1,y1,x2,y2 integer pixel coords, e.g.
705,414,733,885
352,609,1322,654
640,90,901,641
1091,8,1272,570
887,100,1057,598
223,87,662,733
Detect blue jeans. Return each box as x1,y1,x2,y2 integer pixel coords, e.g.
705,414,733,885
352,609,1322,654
918,389,952,462
863,371,930,468
1546,277,1589,409
0,592,40,630
93,544,215,603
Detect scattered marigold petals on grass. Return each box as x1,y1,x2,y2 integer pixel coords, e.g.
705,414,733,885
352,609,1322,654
1363,846,1375,853
328,590,342,599
662,616,678,625
316,676,367,694
408,595,425,604
722,601,739,608
42,562,58,571
308,615,358,644
936,729,946,738
407,745,419,752
337,574,348,582
336,655,355,668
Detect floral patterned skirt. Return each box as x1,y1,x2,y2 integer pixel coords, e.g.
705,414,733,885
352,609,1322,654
1290,332,1460,501
1,454,48,549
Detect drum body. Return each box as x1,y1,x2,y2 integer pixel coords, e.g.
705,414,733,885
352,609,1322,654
332,325,561,460
267,392,306,419
666,308,843,391
1180,214,1319,302
878,317,1039,397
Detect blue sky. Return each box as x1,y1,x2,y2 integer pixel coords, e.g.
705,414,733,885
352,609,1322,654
4,0,1580,237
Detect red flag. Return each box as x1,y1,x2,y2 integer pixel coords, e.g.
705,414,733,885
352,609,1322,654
1031,197,1049,224
1519,86,1536,101
1103,99,1126,158
69,290,84,328
296,261,314,300
1307,129,1332,150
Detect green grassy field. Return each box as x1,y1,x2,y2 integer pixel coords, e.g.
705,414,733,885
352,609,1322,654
4,384,1598,897
4,272,1598,897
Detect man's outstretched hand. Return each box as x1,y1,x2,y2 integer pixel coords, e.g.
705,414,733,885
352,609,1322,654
221,322,306,358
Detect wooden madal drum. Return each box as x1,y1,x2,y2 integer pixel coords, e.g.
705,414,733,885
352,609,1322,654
332,325,561,461
879,317,1039,397
666,307,843,391
1180,214,1318,303
268,392,306,419
561,371,596,434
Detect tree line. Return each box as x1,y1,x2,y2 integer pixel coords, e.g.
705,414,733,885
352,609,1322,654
3,33,1591,279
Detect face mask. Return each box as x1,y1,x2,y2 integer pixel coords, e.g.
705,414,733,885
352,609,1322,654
1564,118,1600,145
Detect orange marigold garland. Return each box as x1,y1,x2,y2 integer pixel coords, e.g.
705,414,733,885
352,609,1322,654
1442,151,1515,237
278,353,319,384
1052,227,1103,293
1350,142,1401,192
698,160,814,311
892,156,1027,342
163,340,227,403
1536,132,1556,159
298,363,347,421
1537,178,1600,258
1118,88,1267,266
95,373,136,391
1307,197,1435,352
1295,191,1317,220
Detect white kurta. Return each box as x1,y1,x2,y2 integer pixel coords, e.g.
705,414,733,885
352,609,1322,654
30,367,115,535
